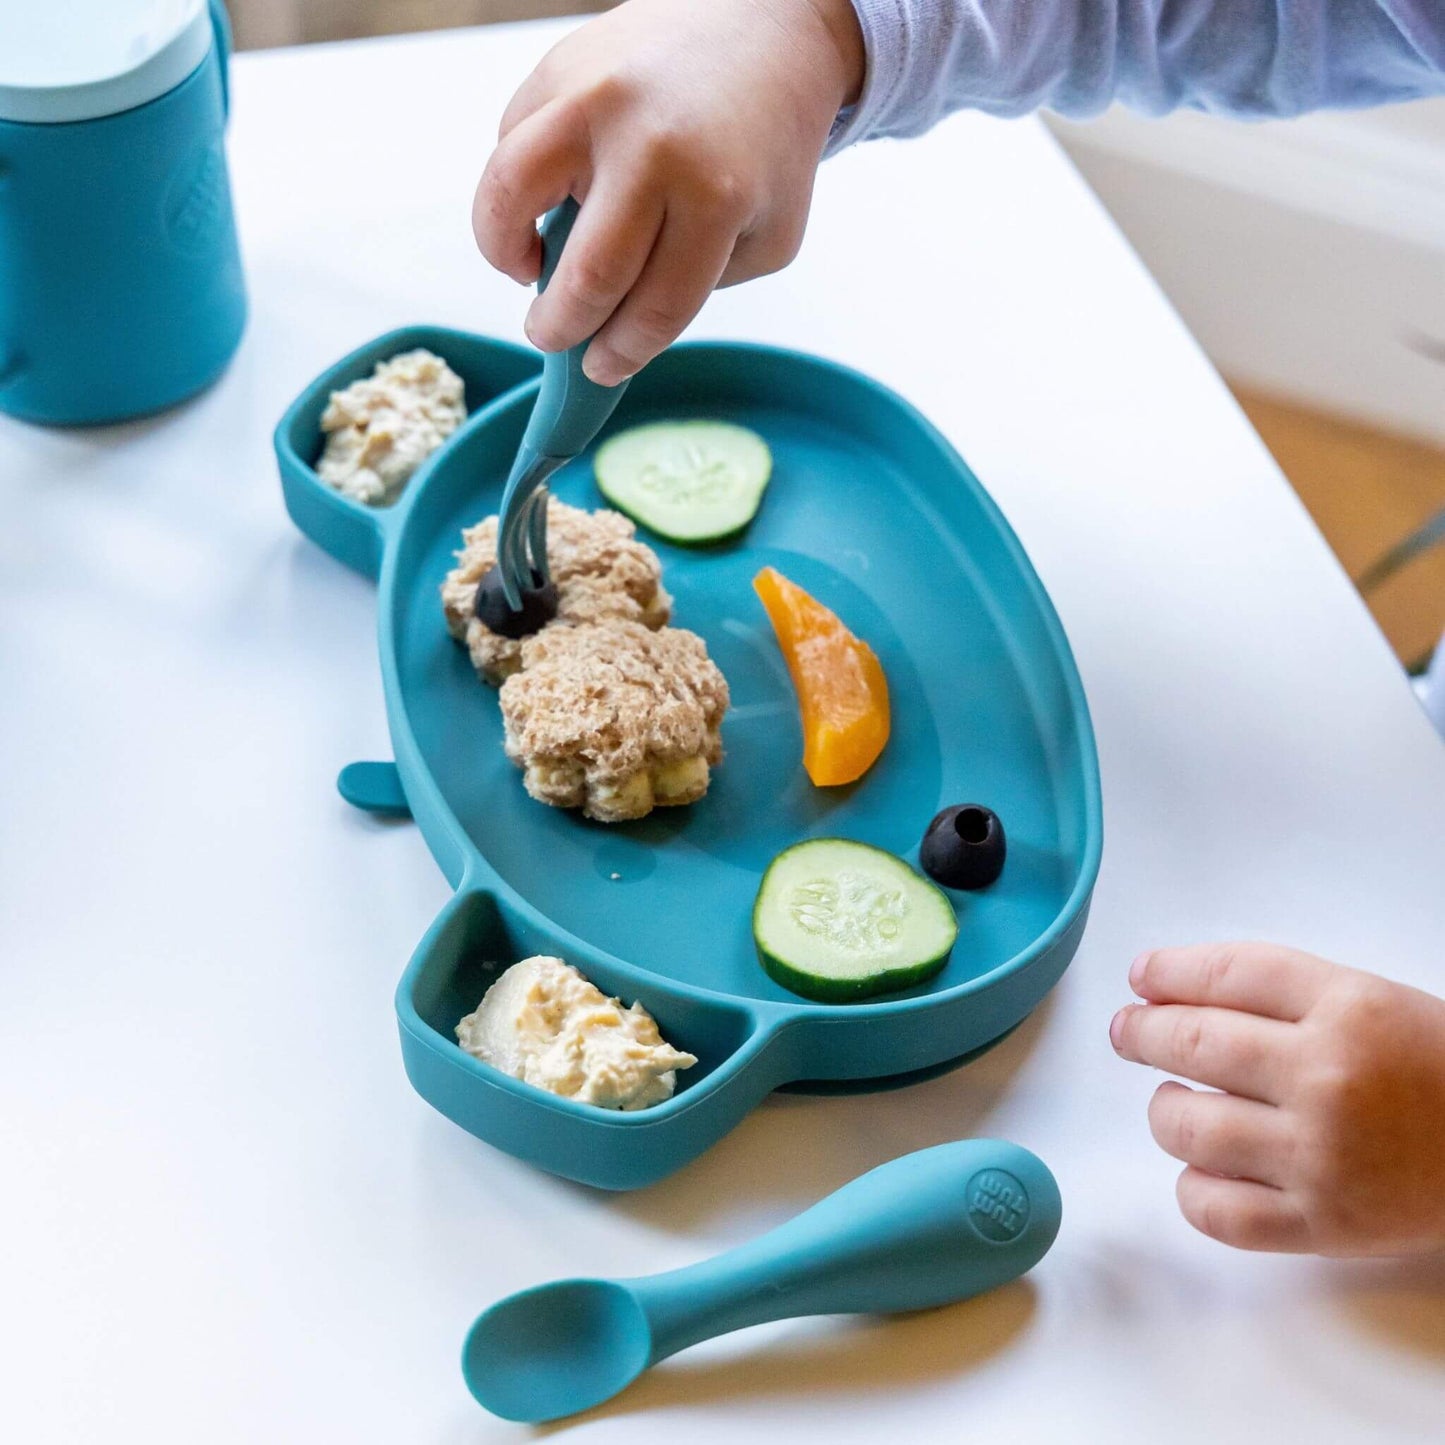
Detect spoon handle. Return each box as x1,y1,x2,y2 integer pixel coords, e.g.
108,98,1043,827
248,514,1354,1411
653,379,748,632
521,197,631,460
631,1139,1060,1363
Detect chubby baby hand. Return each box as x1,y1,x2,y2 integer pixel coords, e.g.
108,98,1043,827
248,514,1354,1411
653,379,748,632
473,0,864,385
1112,942,1445,1256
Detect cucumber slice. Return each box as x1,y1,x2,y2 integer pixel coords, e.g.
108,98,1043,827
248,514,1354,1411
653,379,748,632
753,839,958,1002
594,420,772,545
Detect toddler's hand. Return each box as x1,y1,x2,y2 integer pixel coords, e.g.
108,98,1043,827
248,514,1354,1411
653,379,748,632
473,0,864,385
1112,942,1445,1256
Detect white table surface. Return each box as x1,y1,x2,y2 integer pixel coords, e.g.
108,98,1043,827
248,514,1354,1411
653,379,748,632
5,20,1445,1444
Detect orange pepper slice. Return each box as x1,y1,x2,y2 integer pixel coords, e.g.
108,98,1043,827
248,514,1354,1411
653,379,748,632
753,565,890,787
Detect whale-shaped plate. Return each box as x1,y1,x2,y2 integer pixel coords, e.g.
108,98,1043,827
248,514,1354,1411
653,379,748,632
276,328,1102,1190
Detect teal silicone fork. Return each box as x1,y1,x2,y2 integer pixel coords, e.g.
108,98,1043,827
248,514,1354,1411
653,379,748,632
494,197,632,612
462,1138,1061,1422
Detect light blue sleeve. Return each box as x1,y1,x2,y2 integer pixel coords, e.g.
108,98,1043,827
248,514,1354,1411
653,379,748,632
828,0,1445,151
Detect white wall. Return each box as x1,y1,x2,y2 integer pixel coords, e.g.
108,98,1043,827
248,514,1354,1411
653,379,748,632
1051,100,1445,443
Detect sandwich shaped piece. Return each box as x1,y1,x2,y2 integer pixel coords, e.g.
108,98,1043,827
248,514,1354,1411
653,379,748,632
499,621,729,822
441,499,672,682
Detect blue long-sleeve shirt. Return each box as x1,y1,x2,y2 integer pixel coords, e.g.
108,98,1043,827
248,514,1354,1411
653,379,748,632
830,0,1445,150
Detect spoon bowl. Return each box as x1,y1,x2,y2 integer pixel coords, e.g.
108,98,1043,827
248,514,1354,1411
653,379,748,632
463,1277,651,1422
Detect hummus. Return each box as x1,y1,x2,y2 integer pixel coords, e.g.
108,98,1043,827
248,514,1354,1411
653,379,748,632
456,956,697,1110
317,349,465,505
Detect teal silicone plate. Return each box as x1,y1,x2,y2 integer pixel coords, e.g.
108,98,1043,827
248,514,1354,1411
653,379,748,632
276,333,1102,1190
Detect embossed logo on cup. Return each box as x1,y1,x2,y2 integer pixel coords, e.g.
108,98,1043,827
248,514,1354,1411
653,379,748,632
966,1167,1030,1243
165,143,226,255
0,346,24,391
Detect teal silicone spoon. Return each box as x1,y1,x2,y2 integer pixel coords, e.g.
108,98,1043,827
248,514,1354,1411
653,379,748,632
494,196,631,609
462,1138,1061,1422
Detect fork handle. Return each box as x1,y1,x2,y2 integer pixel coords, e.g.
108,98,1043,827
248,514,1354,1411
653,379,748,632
521,198,632,459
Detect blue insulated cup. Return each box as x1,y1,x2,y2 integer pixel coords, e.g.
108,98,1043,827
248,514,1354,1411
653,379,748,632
0,1,247,425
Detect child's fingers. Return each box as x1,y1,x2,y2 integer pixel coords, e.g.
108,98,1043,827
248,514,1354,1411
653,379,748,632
1130,942,1334,1021
1111,1003,1294,1102
1174,1167,1311,1252
524,178,665,353
498,66,553,140
718,212,806,288
473,101,582,284
1147,1080,1292,1185
582,208,739,385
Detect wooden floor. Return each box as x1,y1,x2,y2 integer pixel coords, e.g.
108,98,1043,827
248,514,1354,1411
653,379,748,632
1230,386,1445,670
226,1,1445,673
230,0,603,48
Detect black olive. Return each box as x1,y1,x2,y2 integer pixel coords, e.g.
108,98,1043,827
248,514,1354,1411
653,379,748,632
473,565,559,640
920,804,1006,890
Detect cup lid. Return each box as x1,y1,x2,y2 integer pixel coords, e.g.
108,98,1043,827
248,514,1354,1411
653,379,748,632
0,0,213,124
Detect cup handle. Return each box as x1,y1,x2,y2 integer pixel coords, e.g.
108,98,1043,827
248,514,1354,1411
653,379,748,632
209,0,233,120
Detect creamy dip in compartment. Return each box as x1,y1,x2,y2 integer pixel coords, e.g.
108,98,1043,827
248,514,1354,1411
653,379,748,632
317,349,465,505
456,955,697,1110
